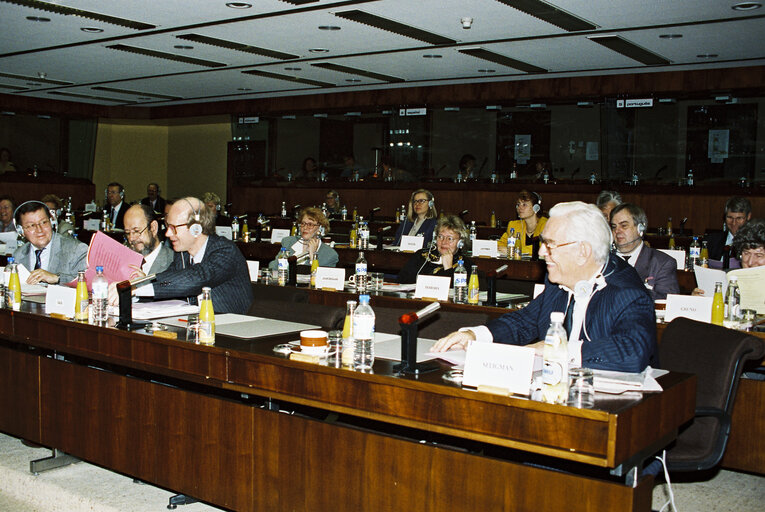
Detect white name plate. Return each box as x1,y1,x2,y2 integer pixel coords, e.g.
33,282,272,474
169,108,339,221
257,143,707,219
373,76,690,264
400,235,424,252
316,267,345,291
45,284,76,318
246,260,259,282
463,343,536,396
414,275,450,301
270,229,290,244
665,293,712,323
215,226,233,240
472,239,498,258
83,219,101,231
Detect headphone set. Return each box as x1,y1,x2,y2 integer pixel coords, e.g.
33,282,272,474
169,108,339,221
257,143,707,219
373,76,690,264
105,184,125,205
13,200,57,238
410,191,435,210
637,222,646,237
184,198,203,237
530,191,542,214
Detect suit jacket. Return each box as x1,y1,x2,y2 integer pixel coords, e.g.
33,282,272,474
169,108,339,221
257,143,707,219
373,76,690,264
631,246,680,300
13,232,88,284
110,202,127,231
140,196,167,215
486,254,658,372
152,234,253,314
393,217,437,247
704,230,729,261
268,236,339,270
148,244,174,275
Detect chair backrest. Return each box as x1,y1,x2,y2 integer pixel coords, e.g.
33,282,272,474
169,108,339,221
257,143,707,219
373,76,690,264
250,283,309,304
372,305,490,341
247,299,344,330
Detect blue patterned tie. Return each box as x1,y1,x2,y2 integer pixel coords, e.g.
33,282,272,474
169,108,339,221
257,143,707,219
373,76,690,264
34,249,42,270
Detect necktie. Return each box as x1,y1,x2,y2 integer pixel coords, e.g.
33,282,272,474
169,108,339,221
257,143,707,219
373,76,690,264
564,296,575,337
111,207,116,225
34,249,42,270
621,254,631,263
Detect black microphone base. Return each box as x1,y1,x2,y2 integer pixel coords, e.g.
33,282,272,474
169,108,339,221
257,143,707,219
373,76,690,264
115,320,150,331
393,360,441,375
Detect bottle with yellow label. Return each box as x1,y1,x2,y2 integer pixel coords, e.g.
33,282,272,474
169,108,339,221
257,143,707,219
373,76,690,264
349,222,358,249
711,282,724,326
666,217,673,236
75,270,89,321
198,286,215,345
467,265,480,305
310,253,319,288
341,300,357,367
490,210,496,228
8,262,21,312
352,206,358,221
242,218,249,240
668,233,676,250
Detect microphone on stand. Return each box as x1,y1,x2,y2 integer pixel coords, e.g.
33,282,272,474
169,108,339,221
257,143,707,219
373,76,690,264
679,217,688,236
485,264,508,306
369,206,381,222
570,168,580,180
394,302,442,375
376,225,391,252
458,210,469,220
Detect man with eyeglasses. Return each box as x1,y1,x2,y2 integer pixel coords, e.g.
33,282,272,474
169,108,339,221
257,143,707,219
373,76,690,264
123,204,173,276
433,201,658,373
13,201,87,285
111,197,253,314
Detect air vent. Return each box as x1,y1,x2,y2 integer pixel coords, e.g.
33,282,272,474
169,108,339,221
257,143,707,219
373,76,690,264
47,91,130,103
335,10,455,45
2,0,155,30
458,48,546,73
0,71,71,85
242,70,334,88
91,86,182,100
311,63,404,83
495,0,597,32
588,35,671,65
106,44,226,67
176,34,299,60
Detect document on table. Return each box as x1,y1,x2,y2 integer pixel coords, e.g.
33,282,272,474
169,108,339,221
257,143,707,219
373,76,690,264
159,313,320,339
108,300,199,320
82,231,144,289
13,264,48,296
695,265,765,313
373,332,436,363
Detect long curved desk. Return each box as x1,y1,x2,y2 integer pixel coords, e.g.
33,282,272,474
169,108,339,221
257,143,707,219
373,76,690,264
0,305,695,511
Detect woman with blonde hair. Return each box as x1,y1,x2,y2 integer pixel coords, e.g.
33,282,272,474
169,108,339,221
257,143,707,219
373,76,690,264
392,188,438,247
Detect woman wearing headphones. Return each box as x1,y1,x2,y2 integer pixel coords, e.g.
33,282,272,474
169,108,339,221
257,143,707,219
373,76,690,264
497,190,547,257
398,214,472,284
268,207,338,269
392,189,438,247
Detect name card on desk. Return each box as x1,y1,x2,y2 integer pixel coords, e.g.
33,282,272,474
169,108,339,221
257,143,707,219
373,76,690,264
400,235,424,252
414,275,450,301
83,219,101,231
271,229,290,244
215,226,233,240
246,260,259,282
316,267,345,291
472,239,498,258
657,249,686,270
665,293,712,323
463,343,535,396
45,284,76,318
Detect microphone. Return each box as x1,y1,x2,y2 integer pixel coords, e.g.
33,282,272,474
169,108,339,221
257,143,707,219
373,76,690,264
369,206,381,222
458,209,469,219
615,235,642,249
570,168,580,180
679,217,688,235
654,165,667,180
486,264,508,278
398,301,441,325
395,302,442,375
376,225,391,251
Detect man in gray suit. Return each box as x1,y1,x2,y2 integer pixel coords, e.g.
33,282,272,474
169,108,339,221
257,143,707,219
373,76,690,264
13,200,87,284
610,203,679,300
123,204,173,276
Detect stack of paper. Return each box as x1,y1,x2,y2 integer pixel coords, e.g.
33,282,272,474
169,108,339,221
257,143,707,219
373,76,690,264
593,367,666,394
108,300,199,320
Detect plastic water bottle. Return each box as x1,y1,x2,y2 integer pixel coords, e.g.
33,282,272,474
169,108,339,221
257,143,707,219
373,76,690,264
341,205,347,221
355,251,368,292
469,221,477,245
359,221,370,250
399,205,406,223
231,216,239,240
92,266,109,322
725,276,741,322
689,236,701,270
2,256,13,307
352,295,375,371
453,258,467,304
542,311,569,404
277,247,289,286
507,228,516,259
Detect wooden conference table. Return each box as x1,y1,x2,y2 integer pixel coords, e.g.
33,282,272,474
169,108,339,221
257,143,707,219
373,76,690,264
0,303,695,511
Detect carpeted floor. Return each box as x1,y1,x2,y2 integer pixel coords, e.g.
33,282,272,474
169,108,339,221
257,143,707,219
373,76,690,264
0,432,762,511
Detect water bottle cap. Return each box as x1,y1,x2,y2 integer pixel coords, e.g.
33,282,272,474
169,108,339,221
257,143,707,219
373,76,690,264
7,256,13,263
550,311,564,323
458,258,463,264
359,294,370,304
96,266,103,272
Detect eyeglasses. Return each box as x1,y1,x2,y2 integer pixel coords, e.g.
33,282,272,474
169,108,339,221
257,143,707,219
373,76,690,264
539,237,578,251
300,221,319,228
412,198,429,205
22,218,51,232
166,222,189,235
125,225,149,238
436,234,458,243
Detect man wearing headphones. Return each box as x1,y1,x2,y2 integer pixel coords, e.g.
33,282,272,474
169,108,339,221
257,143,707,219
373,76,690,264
433,202,658,373
113,197,252,314
12,201,87,284
140,182,167,214
106,182,127,231
610,203,679,300
705,196,752,262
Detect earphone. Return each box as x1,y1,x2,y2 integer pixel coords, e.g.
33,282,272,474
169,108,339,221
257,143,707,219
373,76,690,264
531,191,542,214
637,222,646,237
184,198,203,237
13,200,56,238
105,184,125,202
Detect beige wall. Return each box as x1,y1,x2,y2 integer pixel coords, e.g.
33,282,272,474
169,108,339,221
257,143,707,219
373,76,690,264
93,115,231,206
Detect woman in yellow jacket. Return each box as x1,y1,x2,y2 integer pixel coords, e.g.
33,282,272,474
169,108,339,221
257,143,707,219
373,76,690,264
497,190,547,257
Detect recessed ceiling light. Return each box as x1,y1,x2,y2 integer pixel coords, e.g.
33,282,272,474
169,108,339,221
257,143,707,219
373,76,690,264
309,48,329,53
422,54,442,59
37,72,47,79
659,34,682,39
174,45,194,49
225,2,252,8
731,2,762,11
697,53,719,59
345,78,361,82
81,27,104,33
26,16,50,22
318,26,341,31
284,67,302,71
237,87,252,91
477,69,496,73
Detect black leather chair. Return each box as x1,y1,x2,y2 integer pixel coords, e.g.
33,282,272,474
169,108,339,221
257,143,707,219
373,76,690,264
657,317,765,472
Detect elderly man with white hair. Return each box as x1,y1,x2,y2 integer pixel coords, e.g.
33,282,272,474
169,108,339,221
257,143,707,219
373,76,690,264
433,201,658,373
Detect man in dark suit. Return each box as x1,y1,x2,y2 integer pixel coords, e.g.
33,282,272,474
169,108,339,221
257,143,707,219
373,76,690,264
111,197,253,314
123,204,173,276
140,182,167,215
433,201,658,373
610,203,679,300
705,196,752,262
106,182,127,231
